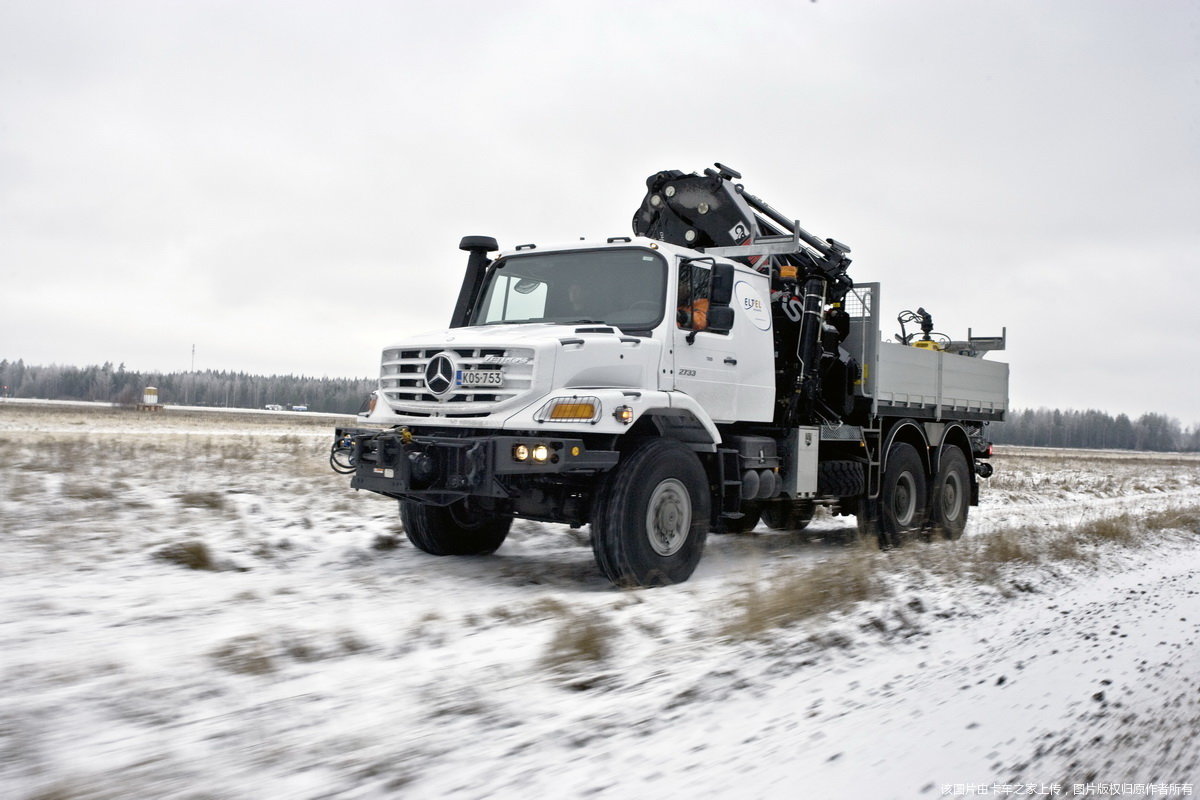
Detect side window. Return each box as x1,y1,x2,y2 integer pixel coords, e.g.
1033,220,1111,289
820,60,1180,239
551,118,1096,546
676,262,711,331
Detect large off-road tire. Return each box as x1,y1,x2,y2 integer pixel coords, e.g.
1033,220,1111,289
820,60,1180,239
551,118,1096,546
856,499,879,541
930,447,970,540
819,460,865,498
857,442,928,548
760,499,815,531
720,502,761,534
400,499,512,556
591,439,710,587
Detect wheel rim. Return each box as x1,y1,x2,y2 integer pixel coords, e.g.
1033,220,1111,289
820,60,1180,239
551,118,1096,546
448,500,485,530
893,471,917,526
646,478,691,556
942,471,963,522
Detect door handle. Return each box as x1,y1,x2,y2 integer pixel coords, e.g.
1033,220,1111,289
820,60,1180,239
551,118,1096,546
724,357,738,365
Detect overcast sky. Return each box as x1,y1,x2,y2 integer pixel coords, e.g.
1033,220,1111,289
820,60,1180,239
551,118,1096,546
1,1,1197,423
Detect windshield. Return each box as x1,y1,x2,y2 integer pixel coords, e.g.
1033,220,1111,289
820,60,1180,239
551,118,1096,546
471,248,667,329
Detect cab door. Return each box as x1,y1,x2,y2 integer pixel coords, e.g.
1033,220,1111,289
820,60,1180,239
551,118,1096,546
672,259,739,422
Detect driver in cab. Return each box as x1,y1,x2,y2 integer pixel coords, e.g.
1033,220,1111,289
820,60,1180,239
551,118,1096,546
676,262,709,331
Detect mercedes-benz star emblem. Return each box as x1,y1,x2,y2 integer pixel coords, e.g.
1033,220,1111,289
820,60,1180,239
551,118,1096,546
424,354,455,396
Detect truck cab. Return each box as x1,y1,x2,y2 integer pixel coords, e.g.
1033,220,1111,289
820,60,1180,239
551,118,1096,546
359,237,776,440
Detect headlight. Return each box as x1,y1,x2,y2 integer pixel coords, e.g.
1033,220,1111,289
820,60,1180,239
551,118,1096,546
513,444,530,462
531,444,550,462
534,396,602,423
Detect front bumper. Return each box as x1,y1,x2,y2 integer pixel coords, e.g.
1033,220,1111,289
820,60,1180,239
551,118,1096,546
334,427,619,505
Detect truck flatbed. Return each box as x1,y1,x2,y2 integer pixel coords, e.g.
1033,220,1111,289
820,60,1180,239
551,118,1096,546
843,282,1007,423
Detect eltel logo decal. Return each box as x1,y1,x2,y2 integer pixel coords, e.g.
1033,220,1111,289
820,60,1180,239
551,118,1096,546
425,354,455,396
734,280,771,331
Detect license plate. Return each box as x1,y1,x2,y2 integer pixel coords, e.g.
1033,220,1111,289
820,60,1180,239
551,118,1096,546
456,369,504,387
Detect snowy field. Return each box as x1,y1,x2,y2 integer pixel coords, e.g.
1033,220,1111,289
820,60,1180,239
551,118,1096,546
2,402,1200,799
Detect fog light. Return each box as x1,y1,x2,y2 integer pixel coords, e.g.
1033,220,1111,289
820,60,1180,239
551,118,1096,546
613,405,634,424
513,444,530,462
532,444,550,463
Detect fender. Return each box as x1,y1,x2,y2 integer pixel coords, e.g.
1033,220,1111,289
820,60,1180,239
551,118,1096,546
881,418,931,475
935,422,979,506
933,423,971,473
649,391,722,450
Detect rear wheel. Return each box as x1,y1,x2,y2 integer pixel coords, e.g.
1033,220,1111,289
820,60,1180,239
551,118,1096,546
760,499,815,531
592,439,710,587
401,499,512,556
858,442,928,548
720,502,761,534
931,447,970,540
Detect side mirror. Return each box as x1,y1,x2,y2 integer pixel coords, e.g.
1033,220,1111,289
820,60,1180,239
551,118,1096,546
710,262,734,306
706,305,735,334
706,262,735,334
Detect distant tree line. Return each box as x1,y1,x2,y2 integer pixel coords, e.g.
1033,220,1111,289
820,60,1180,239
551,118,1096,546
0,359,375,415
991,408,1200,452
4,360,1198,449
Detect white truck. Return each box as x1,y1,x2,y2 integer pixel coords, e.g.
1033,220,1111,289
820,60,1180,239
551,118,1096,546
331,164,1008,587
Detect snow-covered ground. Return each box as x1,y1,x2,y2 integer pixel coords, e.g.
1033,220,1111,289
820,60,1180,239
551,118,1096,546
2,402,1199,799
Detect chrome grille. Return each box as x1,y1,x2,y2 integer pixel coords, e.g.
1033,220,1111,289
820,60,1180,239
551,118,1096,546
379,347,536,417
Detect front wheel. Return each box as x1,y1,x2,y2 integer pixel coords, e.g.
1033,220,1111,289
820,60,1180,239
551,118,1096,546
400,499,512,556
592,439,710,587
